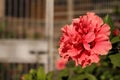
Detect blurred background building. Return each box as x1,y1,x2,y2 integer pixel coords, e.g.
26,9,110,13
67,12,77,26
0,0,120,80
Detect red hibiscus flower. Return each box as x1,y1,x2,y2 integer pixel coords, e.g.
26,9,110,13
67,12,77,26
113,28,120,36
58,12,112,67
56,58,67,70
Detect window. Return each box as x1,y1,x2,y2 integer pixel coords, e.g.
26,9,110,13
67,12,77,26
5,0,31,18
5,0,45,19
54,0,67,6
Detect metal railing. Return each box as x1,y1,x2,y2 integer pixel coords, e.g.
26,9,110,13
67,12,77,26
0,63,43,80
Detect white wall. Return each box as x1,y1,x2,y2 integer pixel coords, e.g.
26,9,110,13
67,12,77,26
0,40,48,72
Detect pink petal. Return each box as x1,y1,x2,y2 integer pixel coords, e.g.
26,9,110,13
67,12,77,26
95,34,109,42
98,24,110,36
92,41,112,55
56,58,68,70
68,48,81,57
85,32,95,43
83,41,90,50
72,18,80,24
87,12,95,16
89,54,100,63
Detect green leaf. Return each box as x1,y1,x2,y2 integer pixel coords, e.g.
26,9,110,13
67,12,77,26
73,65,83,74
68,74,82,80
85,73,97,80
103,14,114,39
59,68,69,77
109,53,120,68
55,68,70,80
46,71,54,80
37,67,46,80
111,36,120,44
23,69,36,80
24,69,36,80
84,63,96,73
30,69,37,80
66,60,75,68
24,67,47,80
68,73,97,80
103,14,114,31
24,74,32,80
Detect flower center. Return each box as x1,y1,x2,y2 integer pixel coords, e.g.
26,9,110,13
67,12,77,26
89,41,95,49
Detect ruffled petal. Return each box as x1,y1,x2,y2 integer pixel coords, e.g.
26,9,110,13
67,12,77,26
98,24,111,36
92,41,112,55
